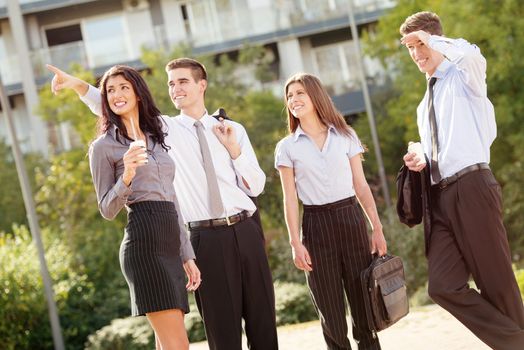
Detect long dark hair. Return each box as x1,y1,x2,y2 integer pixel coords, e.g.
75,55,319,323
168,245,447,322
284,72,352,137
98,65,169,151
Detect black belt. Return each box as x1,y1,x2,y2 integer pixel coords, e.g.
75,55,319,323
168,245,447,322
435,163,490,189
187,210,249,230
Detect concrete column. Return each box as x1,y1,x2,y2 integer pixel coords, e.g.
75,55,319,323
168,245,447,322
7,0,48,156
277,38,305,80
159,0,186,46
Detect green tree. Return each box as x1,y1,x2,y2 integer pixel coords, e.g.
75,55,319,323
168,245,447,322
0,140,45,233
0,226,95,350
365,0,524,257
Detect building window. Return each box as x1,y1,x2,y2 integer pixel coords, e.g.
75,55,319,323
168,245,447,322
313,41,360,96
43,23,87,71
83,15,129,67
45,24,82,46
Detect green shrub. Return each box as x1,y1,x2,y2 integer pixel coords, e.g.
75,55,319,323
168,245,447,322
86,294,206,348
185,293,206,342
0,225,93,350
84,317,154,350
268,232,307,284
274,281,317,326
185,308,206,343
409,283,433,307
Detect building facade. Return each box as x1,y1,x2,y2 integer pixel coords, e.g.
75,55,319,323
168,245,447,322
0,0,394,155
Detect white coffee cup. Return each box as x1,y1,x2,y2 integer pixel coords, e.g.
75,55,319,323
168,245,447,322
130,140,148,164
408,141,426,166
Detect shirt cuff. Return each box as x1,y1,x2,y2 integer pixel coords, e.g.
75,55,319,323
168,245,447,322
275,159,292,169
114,177,132,199
79,84,99,105
180,243,196,262
428,35,461,62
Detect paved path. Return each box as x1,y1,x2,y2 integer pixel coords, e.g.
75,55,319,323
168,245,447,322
190,304,490,350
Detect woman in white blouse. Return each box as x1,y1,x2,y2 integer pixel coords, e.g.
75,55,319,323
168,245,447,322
275,73,387,350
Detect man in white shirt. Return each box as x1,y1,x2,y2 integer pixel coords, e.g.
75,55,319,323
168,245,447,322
401,12,524,350
48,59,278,350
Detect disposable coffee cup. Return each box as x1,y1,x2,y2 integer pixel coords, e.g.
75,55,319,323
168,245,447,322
408,141,426,166
130,140,148,164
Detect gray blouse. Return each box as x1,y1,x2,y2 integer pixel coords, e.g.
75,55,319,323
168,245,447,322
88,124,195,261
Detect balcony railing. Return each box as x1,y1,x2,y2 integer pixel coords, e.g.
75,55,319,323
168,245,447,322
179,0,395,47
31,41,89,79
1,0,394,88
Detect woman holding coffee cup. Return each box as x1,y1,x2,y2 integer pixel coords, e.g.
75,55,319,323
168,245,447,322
60,65,200,350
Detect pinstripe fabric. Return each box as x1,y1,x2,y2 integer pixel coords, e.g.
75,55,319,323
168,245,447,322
303,197,381,350
122,201,189,316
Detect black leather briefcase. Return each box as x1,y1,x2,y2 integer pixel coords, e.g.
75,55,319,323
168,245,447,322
360,254,409,334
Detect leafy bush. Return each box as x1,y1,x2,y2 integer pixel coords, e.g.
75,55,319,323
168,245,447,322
274,281,317,326
267,231,307,284
185,308,206,343
409,283,433,307
0,225,93,350
84,317,154,350
86,294,206,348
184,293,206,342
0,140,45,234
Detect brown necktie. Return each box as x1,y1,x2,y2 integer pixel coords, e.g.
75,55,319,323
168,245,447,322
194,120,224,218
428,77,441,183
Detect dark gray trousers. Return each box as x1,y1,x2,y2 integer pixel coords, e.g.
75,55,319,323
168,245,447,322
428,169,524,350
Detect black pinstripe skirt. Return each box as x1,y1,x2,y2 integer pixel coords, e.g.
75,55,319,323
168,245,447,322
121,201,189,316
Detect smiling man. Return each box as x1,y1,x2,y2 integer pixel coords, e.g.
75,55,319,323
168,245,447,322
160,58,278,350
400,11,524,350
47,58,278,350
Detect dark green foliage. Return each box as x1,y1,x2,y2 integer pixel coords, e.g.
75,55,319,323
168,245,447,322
0,140,45,233
185,308,206,343
84,317,154,350
274,281,317,326
267,229,307,284
184,293,206,342
0,226,94,350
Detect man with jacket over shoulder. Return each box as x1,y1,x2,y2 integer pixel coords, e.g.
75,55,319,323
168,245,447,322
400,11,524,350
47,58,278,350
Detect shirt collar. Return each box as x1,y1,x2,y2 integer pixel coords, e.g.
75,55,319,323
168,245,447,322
107,124,155,148
178,110,212,130
292,124,336,142
107,124,127,144
427,59,452,81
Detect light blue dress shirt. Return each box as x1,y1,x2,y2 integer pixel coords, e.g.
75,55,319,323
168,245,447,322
418,35,497,181
274,125,364,205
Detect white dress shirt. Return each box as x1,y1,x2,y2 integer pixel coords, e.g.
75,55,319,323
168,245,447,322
80,86,266,223
274,125,364,205
418,35,497,181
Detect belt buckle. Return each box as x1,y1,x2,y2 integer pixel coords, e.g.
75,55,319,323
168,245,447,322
226,215,233,226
